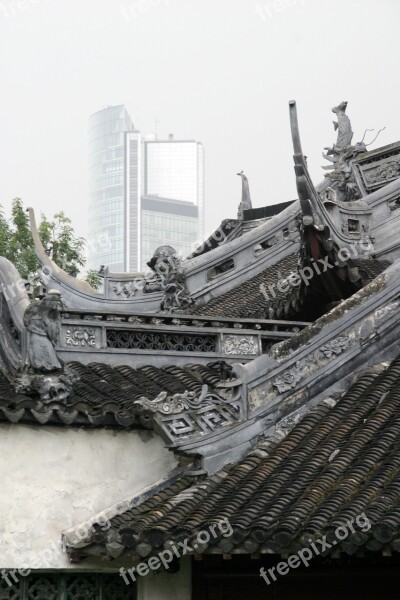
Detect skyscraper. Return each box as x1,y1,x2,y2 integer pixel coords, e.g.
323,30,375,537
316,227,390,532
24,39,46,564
88,105,136,272
141,137,204,270
87,106,204,273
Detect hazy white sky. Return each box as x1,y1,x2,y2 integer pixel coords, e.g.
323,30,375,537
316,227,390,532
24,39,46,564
0,0,399,248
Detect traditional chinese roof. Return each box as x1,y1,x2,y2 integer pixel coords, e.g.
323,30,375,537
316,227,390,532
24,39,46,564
190,254,390,320
0,362,225,428
191,254,302,319
65,353,400,561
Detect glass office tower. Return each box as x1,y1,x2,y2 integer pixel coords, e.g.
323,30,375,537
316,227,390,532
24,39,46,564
88,106,204,273
88,105,137,272
141,139,204,270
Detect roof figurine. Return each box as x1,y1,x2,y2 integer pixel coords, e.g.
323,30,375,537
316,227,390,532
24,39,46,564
22,289,63,372
237,170,253,218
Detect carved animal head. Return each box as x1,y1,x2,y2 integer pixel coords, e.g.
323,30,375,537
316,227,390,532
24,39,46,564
332,101,348,115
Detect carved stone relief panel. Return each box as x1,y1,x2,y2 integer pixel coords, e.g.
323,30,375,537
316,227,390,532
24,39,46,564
250,335,353,411
107,280,138,299
357,152,400,193
222,335,259,356
60,326,102,349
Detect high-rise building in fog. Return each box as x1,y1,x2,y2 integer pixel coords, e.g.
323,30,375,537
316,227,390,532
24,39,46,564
88,105,137,272
88,106,204,273
141,137,204,270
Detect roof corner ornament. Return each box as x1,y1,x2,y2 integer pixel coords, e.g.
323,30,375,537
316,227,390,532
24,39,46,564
237,171,252,219
14,290,76,401
289,100,324,229
148,245,193,312
322,102,367,201
133,383,243,446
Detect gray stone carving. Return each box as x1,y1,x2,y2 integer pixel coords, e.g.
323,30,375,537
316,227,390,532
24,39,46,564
272,362,304,393
322,102,365,201
388,195,400,212
364,160,400,187
134,384,242,444
331,101,353,151
237,171,252,218
111,281,137,298
15,290,79,401
23,290,63,372
14,367,77,403
375,302,400,320
223,335,258,356
320,336,350,358
65,328,97,348
148,245,193,311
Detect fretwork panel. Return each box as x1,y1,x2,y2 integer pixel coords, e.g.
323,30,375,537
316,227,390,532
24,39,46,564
0,573,135,600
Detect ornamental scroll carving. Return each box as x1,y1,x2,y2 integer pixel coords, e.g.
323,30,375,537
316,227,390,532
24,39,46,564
223,335,258,356
363,160,400,187
135,384,242,444
66,328,97,348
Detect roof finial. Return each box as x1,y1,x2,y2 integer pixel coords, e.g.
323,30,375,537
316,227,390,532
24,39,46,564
237,171,252,219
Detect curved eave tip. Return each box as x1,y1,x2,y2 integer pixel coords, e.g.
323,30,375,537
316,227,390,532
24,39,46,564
289,99,296,106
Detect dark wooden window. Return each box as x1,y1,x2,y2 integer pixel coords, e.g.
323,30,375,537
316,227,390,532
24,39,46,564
193,555,400,600
0,572,136,600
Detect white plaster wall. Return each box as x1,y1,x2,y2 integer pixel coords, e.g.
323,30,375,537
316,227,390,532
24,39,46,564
0,423,178,569
138,556,192,600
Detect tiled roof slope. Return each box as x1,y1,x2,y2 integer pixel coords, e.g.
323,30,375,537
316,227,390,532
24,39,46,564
0,362,222,428
354,258,392,282
70,353,400,559
191,255,390,319
193,254,302,319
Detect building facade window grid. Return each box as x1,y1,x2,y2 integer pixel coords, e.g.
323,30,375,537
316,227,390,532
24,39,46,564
87,106,204,273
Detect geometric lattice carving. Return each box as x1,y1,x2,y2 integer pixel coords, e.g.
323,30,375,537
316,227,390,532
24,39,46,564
102,575,134,600
65,574,97,599
138,384,243,444
27,575,58,599
0,576,22,599
107,329,216,352
0,573,135,600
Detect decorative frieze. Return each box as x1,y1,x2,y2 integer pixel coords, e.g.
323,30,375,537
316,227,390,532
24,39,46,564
111,281,137,298
320,336,350,358
272,362,304,393
65,328,98,348
271,336,352,395
223,335,258,356
363,159,400,187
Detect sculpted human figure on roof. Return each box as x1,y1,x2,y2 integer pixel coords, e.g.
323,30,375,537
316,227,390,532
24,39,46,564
23,289,63,372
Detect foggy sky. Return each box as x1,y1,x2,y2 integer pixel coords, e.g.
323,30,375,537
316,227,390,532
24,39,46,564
0,0,399,252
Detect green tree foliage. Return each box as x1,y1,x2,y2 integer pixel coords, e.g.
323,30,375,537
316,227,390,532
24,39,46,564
0,206,11,259
0,198,101,289
7,198,38,279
